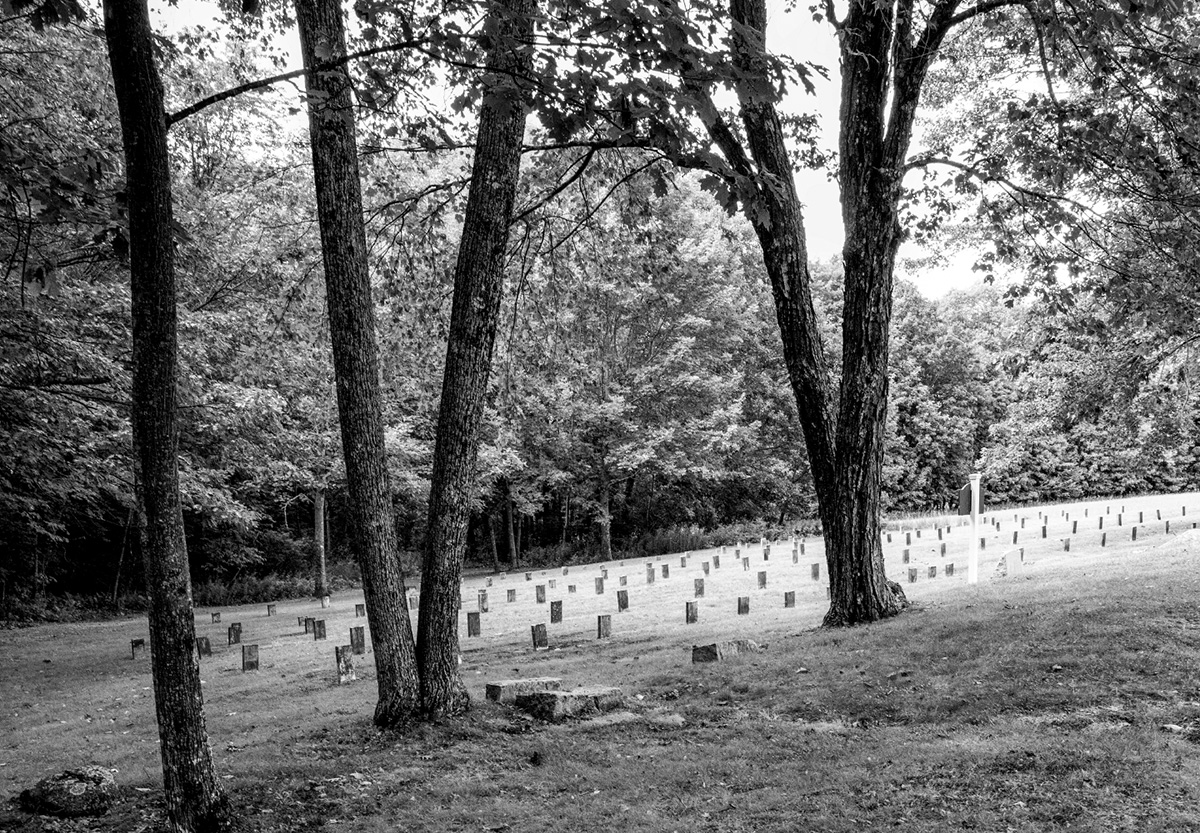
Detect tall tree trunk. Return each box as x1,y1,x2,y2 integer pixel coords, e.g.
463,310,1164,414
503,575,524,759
596,463,613,562
313,488,328,597
504,478,519,567
416,0,535,716
560,491,569,546
487,514,501,572
294,0,420,726
101,0,231,828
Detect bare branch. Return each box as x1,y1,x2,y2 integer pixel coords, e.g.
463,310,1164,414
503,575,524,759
948,0,1028,28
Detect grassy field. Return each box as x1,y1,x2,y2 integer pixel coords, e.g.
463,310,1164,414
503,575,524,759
3,492,1200,831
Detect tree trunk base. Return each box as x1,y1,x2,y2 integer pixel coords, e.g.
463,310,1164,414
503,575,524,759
373,692,422,729
821,581,907,628
423,675,471,720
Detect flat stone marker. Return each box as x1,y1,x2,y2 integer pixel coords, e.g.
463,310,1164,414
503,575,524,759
266,603,276,616
691,639,761,663
241,644,259,672
595,577,605,594
478,591,489,612
597,614,612,638
196,636,212,658
702,561,710,575
313,619,327,640
211,612,221,623
685,601,698,624
350,625,366,654
617,589,629,612
485,677,563,703
227,625,241,646
467,611,481,637
694,578,705,597
783,591,795,608
737,596,750,615
335,645,355,684
130,638,145,659
757,570,767,589
536,584,547,604
811,563,821,581
531,623,548,650
507,589,517,603
513,686,625,722
354,603,366,617
550,600,563,624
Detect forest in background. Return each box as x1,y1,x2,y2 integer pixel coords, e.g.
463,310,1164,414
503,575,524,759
3,13,1198,618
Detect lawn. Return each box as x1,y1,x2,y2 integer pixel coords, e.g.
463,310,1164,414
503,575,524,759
3,493,1200,831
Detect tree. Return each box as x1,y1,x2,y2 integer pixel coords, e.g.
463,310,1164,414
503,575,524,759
100,0,231,827
416,0,536,717
294,0,421,725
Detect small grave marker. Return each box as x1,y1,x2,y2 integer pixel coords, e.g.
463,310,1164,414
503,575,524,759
550,600,563,624
211,612,221,624
1012,531,1018,545
242,644,259,672
196,636,212,658
525,572,533,581
646,564,656,585
661,564,670,579
713,555,721,569
617,589,629,612
685,601,698,624
227,623,241,646
536,585,547,604
297,616,305,627
266,603,276,617
320,596,330,609
507,588,517,603
784,591,795,608
595,577,605,595
549,579,557,589
742,557,750,571
568,584,577,593
907,567,917,583
694,578,705,597
937,528,943,540
467,611,481,637
355,603,366,617
335,645,355,684
350,625,366,654
1102,532,1107,547
130,638,145,659
702,561,710,575
946,563,955,577
1064,538,1071,552
597,614,612,639
304,617,315,634
531,623,549,650
928,565,937,579
1041,526,1047,539
737,596,750,615
902,548,910,564
757,571,767,589
905,532,912,545
313,620,327,640
940,543,946,556
680,556,688,568
811,563,820,581
408,594,418,611
1132,527,1138,541
478,591,489,612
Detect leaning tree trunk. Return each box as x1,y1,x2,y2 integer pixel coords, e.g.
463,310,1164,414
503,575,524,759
313,488,328,597
416,0,536,717
294,0,421,726
102,0,231,828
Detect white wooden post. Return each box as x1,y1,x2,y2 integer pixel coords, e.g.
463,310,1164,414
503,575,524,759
967,472,982,585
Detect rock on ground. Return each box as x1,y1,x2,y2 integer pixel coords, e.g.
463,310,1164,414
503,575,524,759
19,766,118,818
514,686,625,722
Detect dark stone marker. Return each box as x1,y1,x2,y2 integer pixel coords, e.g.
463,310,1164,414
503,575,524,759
211,612,221,624
242,644,259,672
467,612,481,638
661,564,670,579
757,570,768,589
595,577,605,595
737,596,750,615
905,532,912,545
762,546,770,561
266,604,276,617
742,557,750,571
685,601,698,624
940,543,946,556
980,537,987,550
946,563,955,577
702,561,710,575
313,619,326,641
1118,514,1123,526
550,600,563,624
601,568,608,579
917,529,922,538
694,578,705,597
907,567,918,583
196,636,212,658
811,563,820,581
1072,521,1078,534
1157,509,1162,520
680,556,688,568
902,548,910,564
713,555,721,569
130,638,145,659
784,591,796,608
1132,527,1138,541
1099,517,1104,529
646,564,656,585
1012,531,1018,545
531,623,548,649
887,533,892,544
800,542,806,555
350,625,366,654
486,576,494,586
526,572,533,581
536,585,547,604
549,579,556,589
1041,526,1047,539
937,528,943,540
227,625,241,646
1064,539,1071,552
297,616,305,627
563,567,570,575
792,550,798,564
507,588,517,603
1167,521,1171,533
569,584,576,593
305,617,315,634
408,594,417,611
928,565,937,579
1021,518,1026,529
617,589,629,612
597,614,612,639
335,645,355,684
1139,511,1144,524
355,603,366,617
1101,532,1107,547
478,591,489,613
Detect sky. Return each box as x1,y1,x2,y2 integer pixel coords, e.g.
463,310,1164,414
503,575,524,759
155,0,986,299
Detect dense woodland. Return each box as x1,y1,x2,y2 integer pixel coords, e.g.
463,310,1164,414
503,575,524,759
2,5,1199,616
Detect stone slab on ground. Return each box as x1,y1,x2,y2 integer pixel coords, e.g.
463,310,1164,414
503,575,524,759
513,686,625,722
691,639,762,663
484,677,564,704
19,766,118,818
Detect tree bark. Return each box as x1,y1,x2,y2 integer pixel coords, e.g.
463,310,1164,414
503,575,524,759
504,478,519,566
596,461,613,562
294,0,421,726
313,488,328,597
416,0,535,717
101,0,231,828
487,514,501,572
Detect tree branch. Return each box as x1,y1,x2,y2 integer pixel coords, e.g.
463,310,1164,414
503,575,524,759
947,0,1028,27
906,154,1097,214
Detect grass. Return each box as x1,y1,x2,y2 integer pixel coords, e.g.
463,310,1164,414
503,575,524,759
3,492,1200,831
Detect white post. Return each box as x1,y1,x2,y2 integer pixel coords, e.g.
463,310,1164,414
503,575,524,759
967,473,982,584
